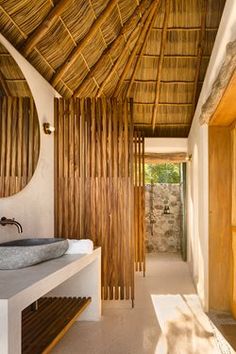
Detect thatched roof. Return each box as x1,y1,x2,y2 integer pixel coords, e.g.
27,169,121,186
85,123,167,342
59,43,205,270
0,0,225,137
0,42,31,96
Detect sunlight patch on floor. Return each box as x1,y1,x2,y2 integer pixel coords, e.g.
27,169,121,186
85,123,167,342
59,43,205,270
151,294,234,354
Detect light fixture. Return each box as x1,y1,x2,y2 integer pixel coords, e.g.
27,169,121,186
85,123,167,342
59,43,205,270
43,123,55,135
163,205,170,215
185,154,192,162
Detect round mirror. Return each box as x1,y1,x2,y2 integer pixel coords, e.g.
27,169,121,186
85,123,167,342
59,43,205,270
0,41,40,197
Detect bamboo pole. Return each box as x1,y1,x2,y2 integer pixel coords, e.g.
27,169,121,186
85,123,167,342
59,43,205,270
152,0,170,130
126,2,160,97
51,0,118,86
114,0,159,98
21,0,72,57
73,0,152,97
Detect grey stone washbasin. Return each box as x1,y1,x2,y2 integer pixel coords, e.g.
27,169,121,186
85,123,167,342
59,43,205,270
0,238,69,270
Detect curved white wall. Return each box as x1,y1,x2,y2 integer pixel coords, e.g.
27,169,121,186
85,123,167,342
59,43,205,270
0,35,60,241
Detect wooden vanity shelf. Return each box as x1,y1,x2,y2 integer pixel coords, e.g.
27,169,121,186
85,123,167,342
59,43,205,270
22,296,91,354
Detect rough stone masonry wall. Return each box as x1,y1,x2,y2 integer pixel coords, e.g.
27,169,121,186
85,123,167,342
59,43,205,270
145,184,182,253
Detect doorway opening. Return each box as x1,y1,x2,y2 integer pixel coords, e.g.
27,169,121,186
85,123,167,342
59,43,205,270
144,162,187,262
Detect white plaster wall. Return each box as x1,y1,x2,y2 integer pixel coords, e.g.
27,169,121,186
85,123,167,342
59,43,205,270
0,35,60,242
145,138,188,153
187,0,236,310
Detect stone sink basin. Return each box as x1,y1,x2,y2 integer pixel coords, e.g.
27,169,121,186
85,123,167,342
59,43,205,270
0,238,69,270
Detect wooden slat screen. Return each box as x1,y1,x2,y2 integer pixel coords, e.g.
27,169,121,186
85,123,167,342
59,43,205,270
0,97,39,198
133,131,145,274
54,98,135,301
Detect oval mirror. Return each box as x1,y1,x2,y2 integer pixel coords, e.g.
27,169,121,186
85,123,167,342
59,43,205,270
0,41,40,197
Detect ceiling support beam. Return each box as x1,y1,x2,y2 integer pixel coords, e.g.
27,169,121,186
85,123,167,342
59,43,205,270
96,2,152,97
152,0,170,130
145,152,189,163
51,0,118,87
126,2,159,97
21,0,72,57
114,0,160,98
191,0,207,116
73,0,152,97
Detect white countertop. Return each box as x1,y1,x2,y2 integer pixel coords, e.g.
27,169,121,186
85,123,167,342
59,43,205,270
0,249,100,302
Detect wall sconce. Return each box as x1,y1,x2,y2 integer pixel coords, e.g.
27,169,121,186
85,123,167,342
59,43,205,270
185,154,192,162
163,205,170,215
43,123,55,135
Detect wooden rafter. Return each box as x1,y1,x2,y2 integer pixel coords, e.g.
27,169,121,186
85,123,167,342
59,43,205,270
135,123,190,126
152,0,170,130
114,0,160,98
73,0,152,97
96,6,151,97
191,0,207,115
21,0,72,57
51,0,117,87
0,69,10,96
145,152,189,163
126,3,159,97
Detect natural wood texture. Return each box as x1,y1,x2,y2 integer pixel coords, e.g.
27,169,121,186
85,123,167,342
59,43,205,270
0,97,40,198
200,40,236,125
126,3,159,97
96,3,151,98
0,0,225,137
145,152,188,163
133,131,145,273
51,0,118,86
114,0,159,97
191,0,207,114
152,0,170,130
21,0,72,57
55,98,135,301
209,126,232,311
73,0,152,97
22,297,91,354
231,125,236,317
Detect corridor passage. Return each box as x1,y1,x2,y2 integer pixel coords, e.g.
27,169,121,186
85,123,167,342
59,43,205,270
52,254,234,354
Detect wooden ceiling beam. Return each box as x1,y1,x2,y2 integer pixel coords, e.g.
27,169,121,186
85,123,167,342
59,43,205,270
21,0,72,57
126,2,159,97
134,102,192,106
114,0,160,98
0,69,10,96
73,0,152,97
144,152,189,163
96,1,153,97
191,0,207,117
135,123,190,126
152,0,170,130
51,0,118,87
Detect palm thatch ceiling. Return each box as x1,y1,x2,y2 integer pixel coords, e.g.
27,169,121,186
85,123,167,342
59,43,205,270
0,42,31,96
0,0,225,137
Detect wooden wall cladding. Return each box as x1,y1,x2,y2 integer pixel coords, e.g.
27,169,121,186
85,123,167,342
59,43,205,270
231,124,236,317
134,131,145,274
54,98,142,301
209,126,232,311
0,97,39,198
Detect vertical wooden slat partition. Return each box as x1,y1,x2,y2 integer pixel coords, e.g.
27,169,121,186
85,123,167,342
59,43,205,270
133,131,146,274
55,98,135,301
0,97,39,198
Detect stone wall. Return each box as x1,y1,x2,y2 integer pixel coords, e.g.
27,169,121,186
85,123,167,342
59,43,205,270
145,183,182,253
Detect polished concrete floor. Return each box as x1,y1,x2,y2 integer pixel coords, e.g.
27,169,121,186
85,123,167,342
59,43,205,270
52,254,234,354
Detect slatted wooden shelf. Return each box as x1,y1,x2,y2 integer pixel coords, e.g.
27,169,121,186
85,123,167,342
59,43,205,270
22,296,91,354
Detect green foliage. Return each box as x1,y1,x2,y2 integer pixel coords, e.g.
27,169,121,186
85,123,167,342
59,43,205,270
145,163,180,184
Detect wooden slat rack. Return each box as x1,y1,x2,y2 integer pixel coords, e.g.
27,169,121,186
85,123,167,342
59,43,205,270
22,296,91,354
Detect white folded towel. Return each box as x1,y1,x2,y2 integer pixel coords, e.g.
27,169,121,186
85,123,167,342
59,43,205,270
65,239,94,254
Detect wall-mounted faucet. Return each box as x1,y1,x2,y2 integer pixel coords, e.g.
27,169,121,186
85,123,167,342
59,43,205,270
0,217,23,233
